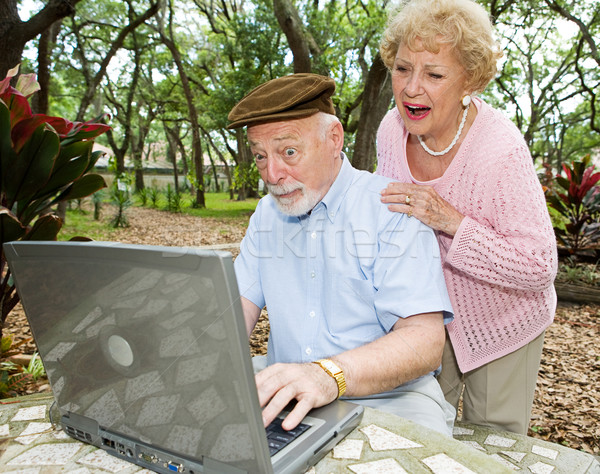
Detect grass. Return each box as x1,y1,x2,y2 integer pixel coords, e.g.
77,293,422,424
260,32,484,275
57,191,259,241
136,190,259,218
179,192,260,218
58,208,118,241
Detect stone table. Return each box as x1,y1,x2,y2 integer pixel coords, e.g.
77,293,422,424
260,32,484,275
0,393,598,473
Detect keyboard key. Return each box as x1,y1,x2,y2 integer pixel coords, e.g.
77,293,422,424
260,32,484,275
266,418,311,456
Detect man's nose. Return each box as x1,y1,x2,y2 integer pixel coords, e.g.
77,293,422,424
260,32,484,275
265,156,287,184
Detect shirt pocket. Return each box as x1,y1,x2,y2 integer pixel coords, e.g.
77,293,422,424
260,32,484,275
323,275,383,349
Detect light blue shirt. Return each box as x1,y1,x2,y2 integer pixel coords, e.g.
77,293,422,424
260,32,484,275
234,156,453,367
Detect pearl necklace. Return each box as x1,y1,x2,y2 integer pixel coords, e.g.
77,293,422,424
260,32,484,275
417,103,470,156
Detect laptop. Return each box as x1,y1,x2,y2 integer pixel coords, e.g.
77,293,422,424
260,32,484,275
4,240,363,474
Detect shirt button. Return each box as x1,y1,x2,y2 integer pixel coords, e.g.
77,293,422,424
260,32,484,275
311,231,317,239
310,271,316,278
305,347,312,355
309,311,315,318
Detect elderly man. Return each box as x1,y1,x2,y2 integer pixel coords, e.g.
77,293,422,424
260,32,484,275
228,73,455,436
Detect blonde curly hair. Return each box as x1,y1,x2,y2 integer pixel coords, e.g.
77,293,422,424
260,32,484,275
380,0,503,93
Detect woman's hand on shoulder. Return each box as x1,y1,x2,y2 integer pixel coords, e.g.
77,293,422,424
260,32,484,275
380,182,464,236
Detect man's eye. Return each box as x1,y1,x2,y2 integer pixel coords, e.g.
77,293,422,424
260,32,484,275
253,153,265,161
284,148,296,157
429,73,443,79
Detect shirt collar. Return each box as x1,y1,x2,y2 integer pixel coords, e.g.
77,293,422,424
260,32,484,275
311,152,353,223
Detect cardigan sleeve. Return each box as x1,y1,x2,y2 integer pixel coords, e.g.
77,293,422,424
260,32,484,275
445,144,558,291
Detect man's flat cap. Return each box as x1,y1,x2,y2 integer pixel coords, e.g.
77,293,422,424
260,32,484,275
227,73,336,129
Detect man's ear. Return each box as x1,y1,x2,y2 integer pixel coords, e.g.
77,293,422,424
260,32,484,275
329,120,344,155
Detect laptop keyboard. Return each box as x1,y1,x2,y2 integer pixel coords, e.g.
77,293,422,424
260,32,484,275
266,417,311,456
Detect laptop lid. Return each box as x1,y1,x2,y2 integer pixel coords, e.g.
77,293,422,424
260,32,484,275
4,241,363,474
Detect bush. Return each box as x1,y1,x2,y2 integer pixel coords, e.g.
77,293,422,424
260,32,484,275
110,180,131,228
545,155,600,260
149,187,161,208
0,65,109,341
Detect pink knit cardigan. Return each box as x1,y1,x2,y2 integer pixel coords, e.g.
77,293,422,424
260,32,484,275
376,98,557,373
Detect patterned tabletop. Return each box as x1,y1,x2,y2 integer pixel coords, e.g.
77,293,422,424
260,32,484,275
0,393,598,473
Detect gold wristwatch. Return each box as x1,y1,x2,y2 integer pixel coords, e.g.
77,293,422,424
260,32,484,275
312,359,346,398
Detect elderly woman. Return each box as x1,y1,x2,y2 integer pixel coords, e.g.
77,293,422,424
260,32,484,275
376,0,557,435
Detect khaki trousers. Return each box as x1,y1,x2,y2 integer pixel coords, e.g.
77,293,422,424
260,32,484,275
437,330,545,435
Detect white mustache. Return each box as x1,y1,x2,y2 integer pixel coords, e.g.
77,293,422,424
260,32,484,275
267,181,303,198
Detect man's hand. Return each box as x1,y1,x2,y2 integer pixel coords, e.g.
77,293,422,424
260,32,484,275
255,362,339,430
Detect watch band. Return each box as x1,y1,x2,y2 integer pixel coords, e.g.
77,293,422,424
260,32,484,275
312,359,346,398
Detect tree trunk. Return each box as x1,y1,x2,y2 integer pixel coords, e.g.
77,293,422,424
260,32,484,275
0,0,83,78
164,124,180,193
165,123,191,193
235,128,254,200
158,5,204,207
352,54,393,171
105,129,127,174
32,22,58,114
206,145,220,192
272,0,319,73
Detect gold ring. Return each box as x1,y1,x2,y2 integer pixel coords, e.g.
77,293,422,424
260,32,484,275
405,195,411,204
407,210,413,218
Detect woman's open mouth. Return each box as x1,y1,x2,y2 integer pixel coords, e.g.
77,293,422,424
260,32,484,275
404,102,431,120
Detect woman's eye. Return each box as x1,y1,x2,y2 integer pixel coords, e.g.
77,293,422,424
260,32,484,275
429,73,443,79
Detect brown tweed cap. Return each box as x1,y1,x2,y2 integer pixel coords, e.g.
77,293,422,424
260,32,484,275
227,73,336,129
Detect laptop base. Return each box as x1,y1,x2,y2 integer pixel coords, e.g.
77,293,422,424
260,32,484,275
62,412,246,474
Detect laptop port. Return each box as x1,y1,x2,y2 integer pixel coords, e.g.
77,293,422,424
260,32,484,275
139,452,158,464
102,438,115,449
167,461,183,472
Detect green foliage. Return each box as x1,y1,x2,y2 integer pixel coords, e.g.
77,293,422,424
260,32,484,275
165,184,183,213
148,187,161,208
557,261,600,287
23,352,45,381
0,66,109,341
110,180,132,228
0,336,41,398
0,365,31,399
137,188,149,206
484,0,599,167
58,207,118,241
233,162,260,196
92,189,104,220
545,155,600,259
18,0,599,208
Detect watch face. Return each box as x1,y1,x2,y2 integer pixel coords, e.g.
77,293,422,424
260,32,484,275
321,359,339,374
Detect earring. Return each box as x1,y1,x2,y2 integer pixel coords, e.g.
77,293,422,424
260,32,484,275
462,95,471,107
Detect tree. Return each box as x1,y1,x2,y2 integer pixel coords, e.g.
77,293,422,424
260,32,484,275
14,0,599,194
156,0,205,207
269,0,392,171
71,0,160,121
483,0,599,169
0,0,84,78
352,54,393,172
272,0,319,73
